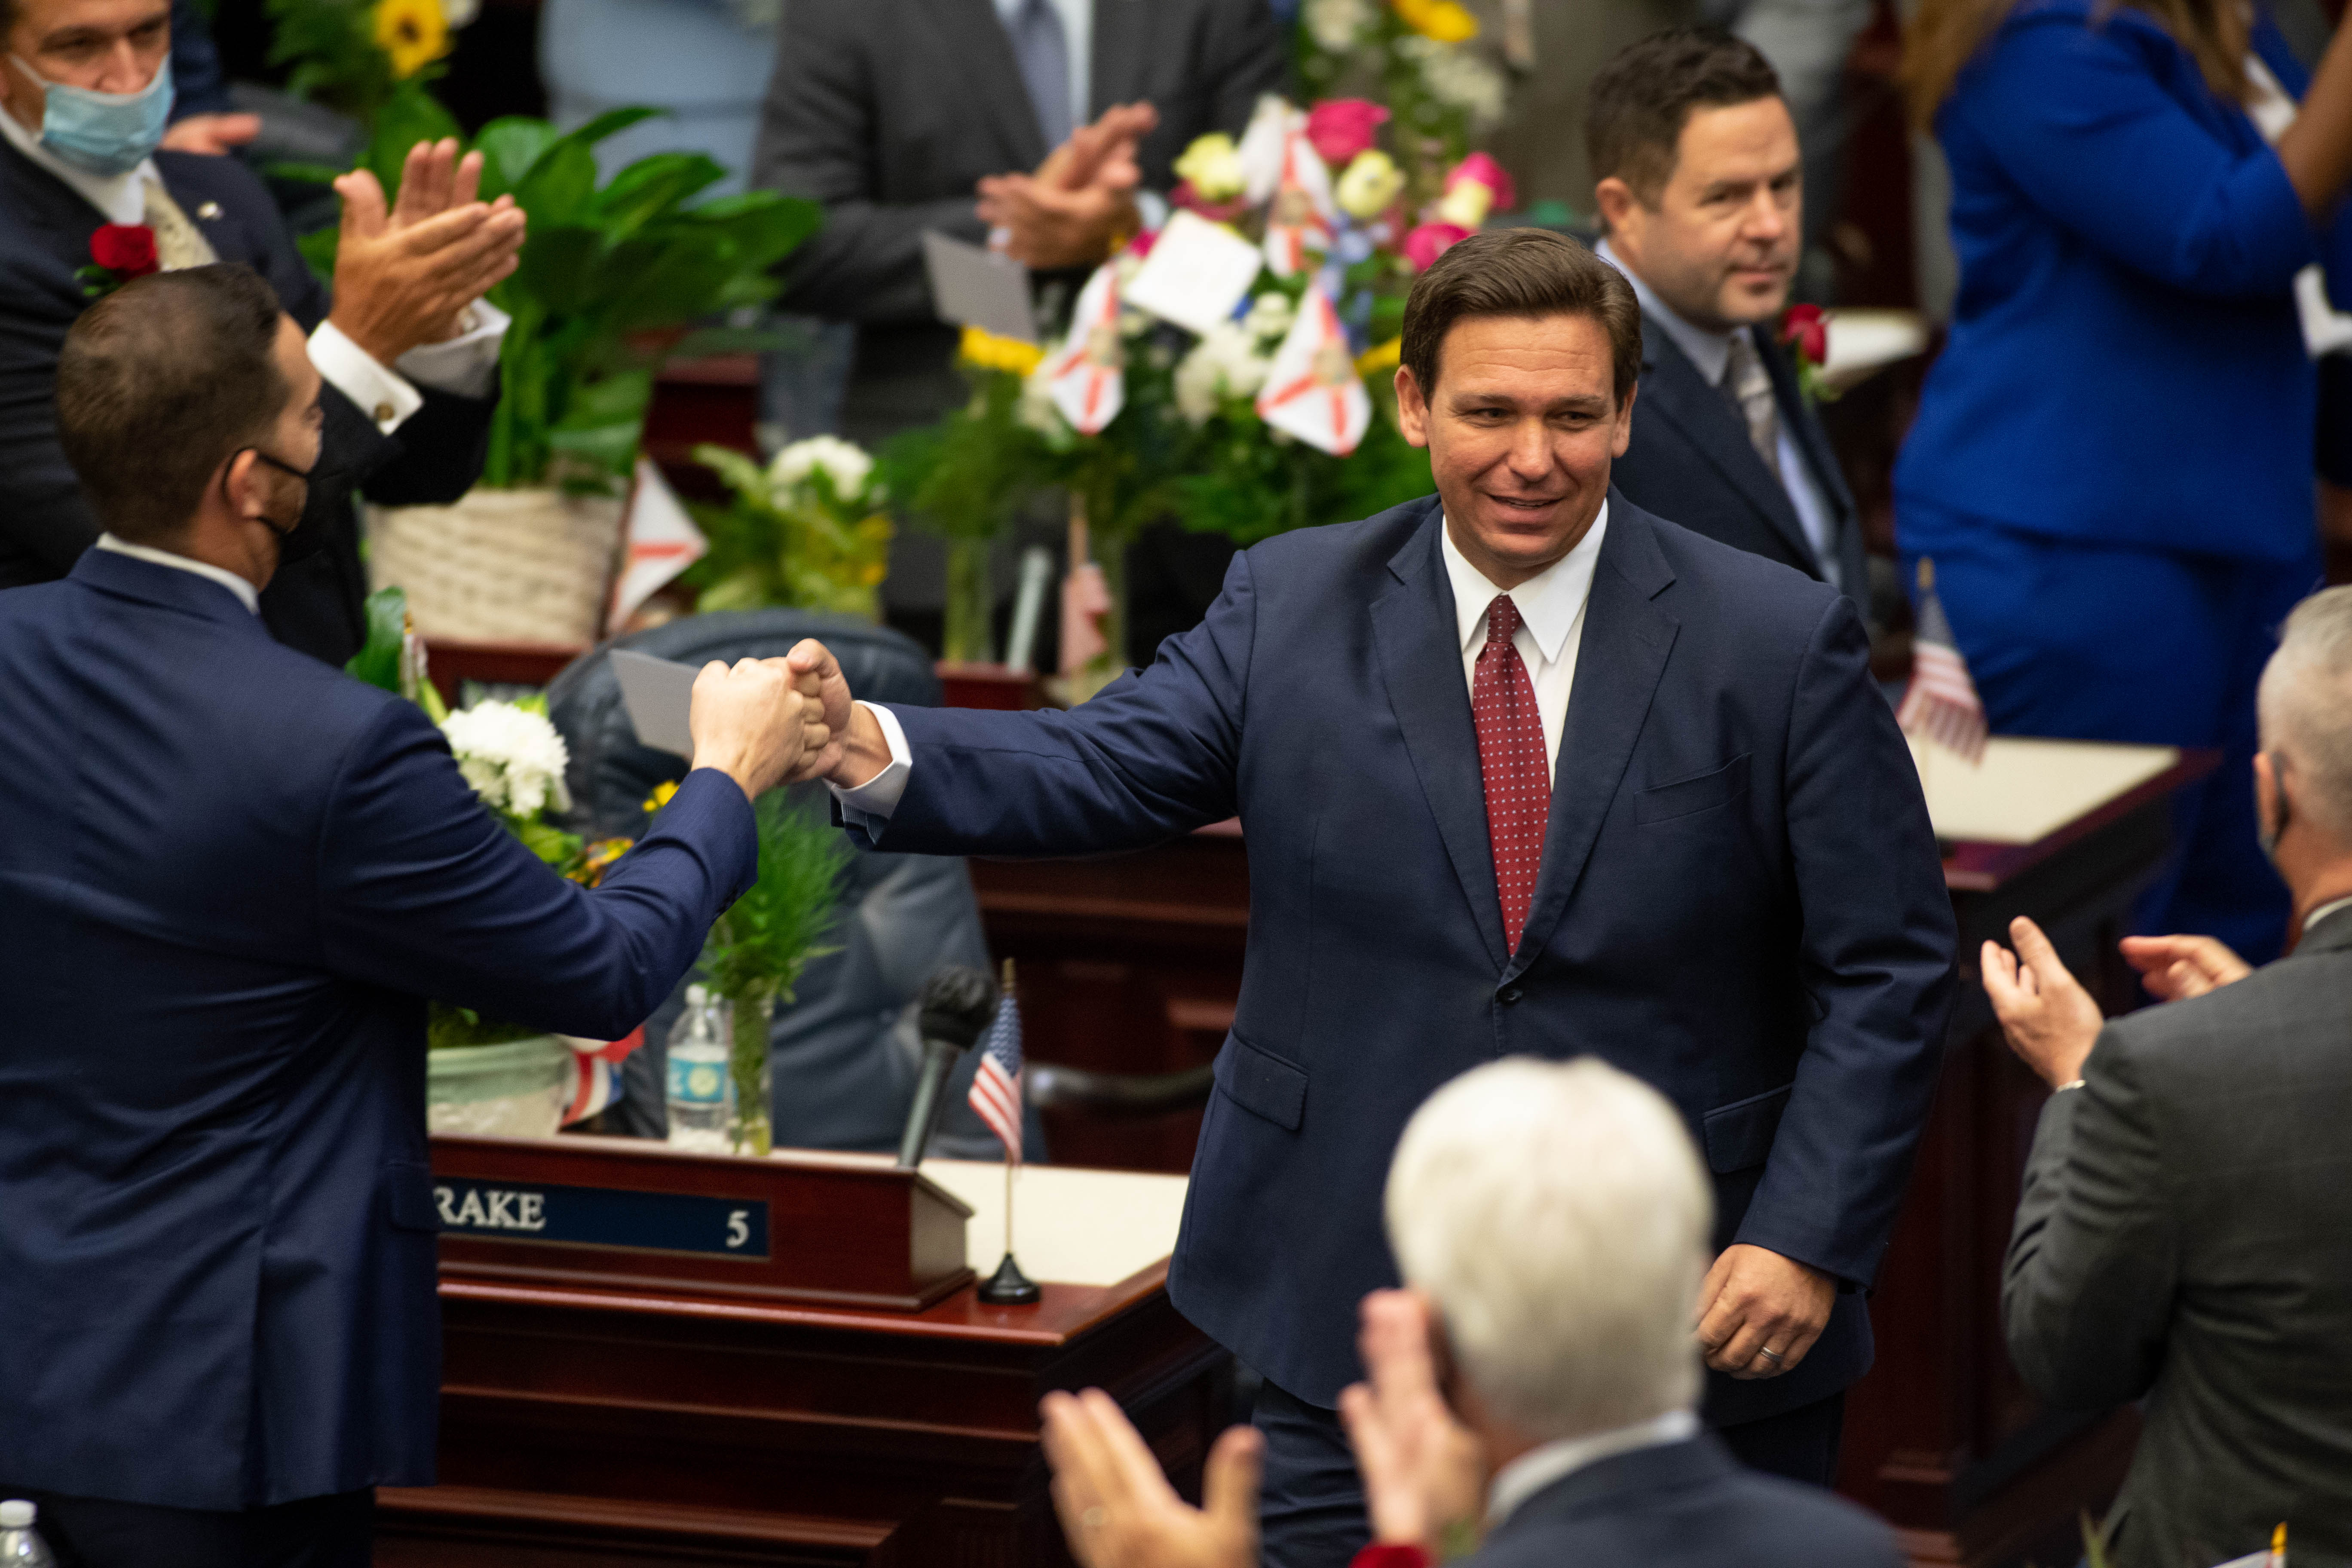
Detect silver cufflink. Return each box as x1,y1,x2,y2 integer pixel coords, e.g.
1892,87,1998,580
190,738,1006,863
196,201,222,220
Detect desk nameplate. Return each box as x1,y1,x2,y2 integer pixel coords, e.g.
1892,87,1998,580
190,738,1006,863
434,1177,770,1260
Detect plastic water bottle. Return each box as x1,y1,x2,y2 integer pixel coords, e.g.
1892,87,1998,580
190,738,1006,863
666,985,735,1154
0,1500,57,1567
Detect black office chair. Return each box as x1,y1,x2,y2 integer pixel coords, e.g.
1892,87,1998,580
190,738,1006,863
547,609,1039,1159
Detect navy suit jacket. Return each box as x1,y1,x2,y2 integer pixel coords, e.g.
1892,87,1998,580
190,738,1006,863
0,552,756,1510
1612,316,1868,609
0,141,495,664
1469,1436,1901,1567
1895,0,2352,563
851,493,1954,1422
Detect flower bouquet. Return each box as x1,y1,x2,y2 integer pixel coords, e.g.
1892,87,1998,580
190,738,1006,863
1296,0,1513,205
685,436,894,619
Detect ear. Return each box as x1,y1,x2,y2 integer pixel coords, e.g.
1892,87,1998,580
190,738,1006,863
1593,176,1638,236
221,447,267,521
2256,750,2283,836
1394,364,1430,449
1611,377,1638,459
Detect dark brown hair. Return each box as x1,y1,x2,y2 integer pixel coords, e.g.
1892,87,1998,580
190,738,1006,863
57,264,290,543
1902,0,2246,129
1400,229,1643,406
1585,29,1784,207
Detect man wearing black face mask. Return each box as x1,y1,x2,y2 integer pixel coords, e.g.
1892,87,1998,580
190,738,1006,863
0,0,525,666
0,265,833,1568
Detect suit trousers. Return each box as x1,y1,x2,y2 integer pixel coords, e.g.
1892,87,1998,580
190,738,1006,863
1902,515,2319,964
1250,1381,1849,1568
0,1487,373,1568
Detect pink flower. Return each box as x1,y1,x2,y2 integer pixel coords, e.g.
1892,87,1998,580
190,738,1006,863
1401,221,1471,273
1172,179,1250,225
1126,227,1160,260
1447,151,1516,212
1306,98,1390,169
1435,151,1518,227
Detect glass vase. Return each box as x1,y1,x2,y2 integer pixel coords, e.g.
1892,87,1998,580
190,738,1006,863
726,983,778,1156
942,536,995,665
1067,532,1129,704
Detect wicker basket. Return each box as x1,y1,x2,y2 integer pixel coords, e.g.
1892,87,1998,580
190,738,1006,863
367,487,625,645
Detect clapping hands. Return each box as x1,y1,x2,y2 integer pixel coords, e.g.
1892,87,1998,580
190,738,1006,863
978,101,1158,269
1040,1389,1262,1568
1339,1290,1485,1550
328,138,526,366
1980,916,2105,1089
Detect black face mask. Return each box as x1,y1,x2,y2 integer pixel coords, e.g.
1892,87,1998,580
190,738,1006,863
232,447,332,566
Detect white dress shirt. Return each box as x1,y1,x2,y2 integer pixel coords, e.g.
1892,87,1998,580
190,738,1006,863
1485,1408,1701,1529
0,106,510,435
1593,239,1840,590
1440,507,1606,786
832,508,1611,828
93,533,259,614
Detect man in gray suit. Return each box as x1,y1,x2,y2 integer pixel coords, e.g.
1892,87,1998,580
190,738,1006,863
1979,586,2352,1568
753,0,1286,447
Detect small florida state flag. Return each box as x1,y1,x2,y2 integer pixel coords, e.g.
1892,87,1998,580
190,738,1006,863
1043,264,1127,435
1256,287,1370,456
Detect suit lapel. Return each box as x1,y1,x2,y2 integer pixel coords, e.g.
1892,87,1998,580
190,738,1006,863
937,0,1049,169
1637,325,1821,575
1508,497,1679,977
1090,0,1148,116
1369,503,1510,972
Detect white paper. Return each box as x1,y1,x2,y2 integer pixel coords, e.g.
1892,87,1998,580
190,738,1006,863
922,230,1035,343
1125,210,1266,336
1912,735,2179,845
610,648,700,759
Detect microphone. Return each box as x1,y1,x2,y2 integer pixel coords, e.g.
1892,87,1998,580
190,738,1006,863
895,965,1001,1168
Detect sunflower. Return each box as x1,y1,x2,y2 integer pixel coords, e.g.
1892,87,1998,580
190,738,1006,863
374,0,451,79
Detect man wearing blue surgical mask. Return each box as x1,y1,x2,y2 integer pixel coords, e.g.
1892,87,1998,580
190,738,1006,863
0,0,527,667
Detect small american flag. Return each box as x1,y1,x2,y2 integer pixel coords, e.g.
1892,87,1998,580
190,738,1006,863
967,987,1024,1162
1898,559,1988,763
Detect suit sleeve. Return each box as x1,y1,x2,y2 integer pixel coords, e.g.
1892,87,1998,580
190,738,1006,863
1951,16,2318,299
850,548,1257,855
1734,594,1955,1286
314,701,759,1040
753,0,988,324
2002,1034,2176,1407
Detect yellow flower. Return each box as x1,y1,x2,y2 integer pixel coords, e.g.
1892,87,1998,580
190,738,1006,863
642,779,680,815
1392,0,1478,42
570,837,633,887
1357,336,1402,376
1173,132,1247,201
959,324,1046,377
375,0,451,77
1335,150,1405,220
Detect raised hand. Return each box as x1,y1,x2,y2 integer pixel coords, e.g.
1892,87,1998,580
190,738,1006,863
1036,101,1160,190
328,164,525,365
159,113,262,156
1980,914,2105,1088
2119,933,2251,1002
1039,1388,1260,1568
981,101,1154,268
387,137,488,231
686,658,826,801
1695,1245,1834,1380
1338,1289,1484,1550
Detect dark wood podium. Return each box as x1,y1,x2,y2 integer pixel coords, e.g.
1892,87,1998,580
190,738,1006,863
377,1138,1227,1566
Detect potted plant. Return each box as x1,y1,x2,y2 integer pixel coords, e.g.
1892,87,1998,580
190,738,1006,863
686,436,894,619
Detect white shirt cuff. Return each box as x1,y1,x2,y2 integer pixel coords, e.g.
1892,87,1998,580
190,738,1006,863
829,701,912,830
309,320,422,435
395,297,510,400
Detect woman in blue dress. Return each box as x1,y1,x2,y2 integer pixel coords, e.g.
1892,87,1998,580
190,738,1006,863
1896,0,2352,960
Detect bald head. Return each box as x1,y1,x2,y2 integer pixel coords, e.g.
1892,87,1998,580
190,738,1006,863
2258,588,2352,843
57,264,293,543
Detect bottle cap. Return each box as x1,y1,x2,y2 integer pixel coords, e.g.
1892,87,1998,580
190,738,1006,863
0,1501,34,1528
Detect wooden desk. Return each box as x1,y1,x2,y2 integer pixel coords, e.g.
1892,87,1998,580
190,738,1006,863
380,1158,1223,1567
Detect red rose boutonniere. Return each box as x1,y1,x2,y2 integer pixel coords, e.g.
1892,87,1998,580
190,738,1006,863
1779,302,1835,404
79,224,160,298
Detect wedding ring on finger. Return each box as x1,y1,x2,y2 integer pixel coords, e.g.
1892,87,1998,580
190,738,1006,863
1755,1346,1786,1370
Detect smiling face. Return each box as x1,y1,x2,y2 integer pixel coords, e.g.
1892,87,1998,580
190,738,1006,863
1393,312,1634,589
0,0,171,131
1598,95,1801,333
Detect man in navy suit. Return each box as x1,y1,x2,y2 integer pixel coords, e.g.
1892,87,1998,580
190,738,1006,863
0,0,526,665
1587,29,1871,617
0,266,823,1568
1036,1059,1902,1568
781,229,1953,1565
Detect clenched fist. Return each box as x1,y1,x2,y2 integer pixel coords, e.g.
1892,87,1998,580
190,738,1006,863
688,658,829,801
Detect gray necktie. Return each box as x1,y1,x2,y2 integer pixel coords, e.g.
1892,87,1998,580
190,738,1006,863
1721,329,1782,484
143,178,218,271
1009,0,1073,153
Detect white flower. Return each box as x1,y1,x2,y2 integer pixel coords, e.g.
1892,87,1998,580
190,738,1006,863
1018,359,1069,436
1243,292,1295,341
441,700,573,821
440,0,480,24
1304,0,1370,52
1401,37,1509,129
1174,324,1273,424
768,435,875,503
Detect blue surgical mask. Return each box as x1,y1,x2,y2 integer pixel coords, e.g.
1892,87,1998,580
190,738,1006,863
9,54,173,177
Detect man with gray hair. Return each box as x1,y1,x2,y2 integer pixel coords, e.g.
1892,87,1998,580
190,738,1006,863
1037,1057,1898,1567
1979,585,2352,1567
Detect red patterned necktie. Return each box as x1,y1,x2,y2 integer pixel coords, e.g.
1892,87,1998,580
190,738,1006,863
1472,594,1550,952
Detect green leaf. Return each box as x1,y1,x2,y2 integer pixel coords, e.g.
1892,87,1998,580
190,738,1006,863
513,140,600,230
560,105,667,152
512,814,582,870
592,152,729,239
343,586,409,693
472,117,561,198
